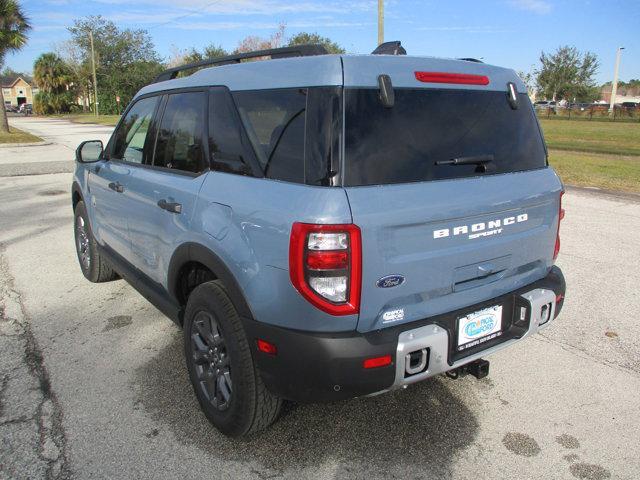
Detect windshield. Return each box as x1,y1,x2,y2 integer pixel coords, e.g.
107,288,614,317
343,88,547,186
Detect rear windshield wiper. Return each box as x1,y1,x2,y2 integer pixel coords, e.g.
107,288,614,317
435,154,494,166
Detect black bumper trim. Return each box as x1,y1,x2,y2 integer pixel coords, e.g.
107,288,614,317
243,266,566,403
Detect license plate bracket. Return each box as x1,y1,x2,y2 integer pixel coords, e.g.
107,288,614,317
457,304,503,352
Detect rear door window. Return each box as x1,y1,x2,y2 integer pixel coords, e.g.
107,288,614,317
153,91,207,174
344,88,547,186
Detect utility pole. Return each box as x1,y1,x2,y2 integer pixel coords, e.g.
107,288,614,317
609,46,624,113
377,0,384,46
89,30,99,117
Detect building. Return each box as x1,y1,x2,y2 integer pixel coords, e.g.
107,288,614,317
600,83,640,104
1,75,39,109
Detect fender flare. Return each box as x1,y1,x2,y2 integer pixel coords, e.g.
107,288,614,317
167,242,254,321
71,181,83,209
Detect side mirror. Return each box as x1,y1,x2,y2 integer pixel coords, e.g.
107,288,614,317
76,140,104,163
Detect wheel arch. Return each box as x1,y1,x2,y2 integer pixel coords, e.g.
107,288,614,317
71,181,83,210
168,242,254,322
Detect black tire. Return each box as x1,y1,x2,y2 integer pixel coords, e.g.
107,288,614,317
74,201,119,283
184,280,282,437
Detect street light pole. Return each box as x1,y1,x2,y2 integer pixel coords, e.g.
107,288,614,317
89,30,99,117
609,46,624,113
377,0,384,46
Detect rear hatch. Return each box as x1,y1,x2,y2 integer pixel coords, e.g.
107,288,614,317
341,59,562,333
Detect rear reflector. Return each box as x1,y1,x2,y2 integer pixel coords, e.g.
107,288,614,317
553,191,565,261
257,339,277,355
363,355,392,369
415,71,490,85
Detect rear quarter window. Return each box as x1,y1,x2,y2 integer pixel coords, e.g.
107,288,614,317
344,88,547,186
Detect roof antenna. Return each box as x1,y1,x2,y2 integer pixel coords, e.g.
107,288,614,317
372,41,407,55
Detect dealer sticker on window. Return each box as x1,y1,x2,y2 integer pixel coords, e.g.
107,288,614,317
457,305,503,351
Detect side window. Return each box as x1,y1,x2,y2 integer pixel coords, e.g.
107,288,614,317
111,96,158,164
233,89,306,184
208,89,254,176
154,92,206,174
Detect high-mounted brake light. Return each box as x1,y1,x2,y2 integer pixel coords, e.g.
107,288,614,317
553,191,565,261
289,223,362,316
414,71,490,85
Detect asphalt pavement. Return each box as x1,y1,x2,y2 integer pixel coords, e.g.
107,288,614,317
1,117,639,480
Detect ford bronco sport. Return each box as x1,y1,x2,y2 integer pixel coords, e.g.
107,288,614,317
72,43,566,437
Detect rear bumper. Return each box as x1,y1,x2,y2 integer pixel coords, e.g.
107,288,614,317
244,266,566,403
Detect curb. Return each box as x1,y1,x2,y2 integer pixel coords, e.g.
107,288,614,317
0,141,53,148
565,185,640,202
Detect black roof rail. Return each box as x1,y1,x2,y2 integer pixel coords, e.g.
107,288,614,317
153,44,329,83
458,58,484,63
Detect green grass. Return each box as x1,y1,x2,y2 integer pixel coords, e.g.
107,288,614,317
52,113,120,126
549,150,640,193
0,126,43,144
540,119,640,156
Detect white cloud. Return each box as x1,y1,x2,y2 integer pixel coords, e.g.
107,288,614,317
416,26,514,34
167,19,371,31
92,0,374,16
508,0,552,14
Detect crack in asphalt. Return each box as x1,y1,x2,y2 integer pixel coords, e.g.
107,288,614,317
0,244,71,479
534,332,640,378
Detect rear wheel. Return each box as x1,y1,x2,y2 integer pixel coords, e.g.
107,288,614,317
74,201,118,283
183,280,282,437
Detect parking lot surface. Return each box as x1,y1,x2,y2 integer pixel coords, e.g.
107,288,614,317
1,118,639,479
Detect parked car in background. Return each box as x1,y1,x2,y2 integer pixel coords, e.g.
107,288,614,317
534,100,556,112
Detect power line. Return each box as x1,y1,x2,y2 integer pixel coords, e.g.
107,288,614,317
147,0,224,30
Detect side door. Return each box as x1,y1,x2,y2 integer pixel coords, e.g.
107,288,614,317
87,95,159,261
125,90,209,285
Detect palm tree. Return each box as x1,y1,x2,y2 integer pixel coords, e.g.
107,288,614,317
33,53,69,93
0,0,31,132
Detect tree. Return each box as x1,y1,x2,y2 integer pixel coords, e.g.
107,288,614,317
56,40,93,112
234,24,286,53
536,46,599,102
33,52,74,114
0,0,31,132
67,16,163,114
33,53,69,92
517,68,536,97
287,32,345,54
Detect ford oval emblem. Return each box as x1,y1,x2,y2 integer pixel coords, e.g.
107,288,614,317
376,275,405,288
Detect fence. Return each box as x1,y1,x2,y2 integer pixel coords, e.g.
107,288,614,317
535,104,640,122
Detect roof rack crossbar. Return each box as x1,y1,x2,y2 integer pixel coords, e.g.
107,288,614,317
154,44,329,83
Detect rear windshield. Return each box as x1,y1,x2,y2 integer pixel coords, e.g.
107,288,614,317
344,88,546,186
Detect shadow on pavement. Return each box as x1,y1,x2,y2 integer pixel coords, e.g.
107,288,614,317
134,329,479,478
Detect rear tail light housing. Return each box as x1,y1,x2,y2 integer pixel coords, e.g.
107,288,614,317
553,191,565,261
289,223,362,316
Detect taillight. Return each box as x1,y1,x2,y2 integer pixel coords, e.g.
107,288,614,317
289,223,362,316
553,191,565,261
414,71,490,85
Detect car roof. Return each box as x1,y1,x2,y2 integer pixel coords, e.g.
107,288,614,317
136,54,525,98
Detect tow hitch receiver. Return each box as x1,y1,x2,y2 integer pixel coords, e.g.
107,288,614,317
446,358,490,380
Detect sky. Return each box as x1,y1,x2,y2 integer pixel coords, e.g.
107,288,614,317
5,0,640,85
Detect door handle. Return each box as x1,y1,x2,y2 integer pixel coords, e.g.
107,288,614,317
157,199,182,214
108,182,124,193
